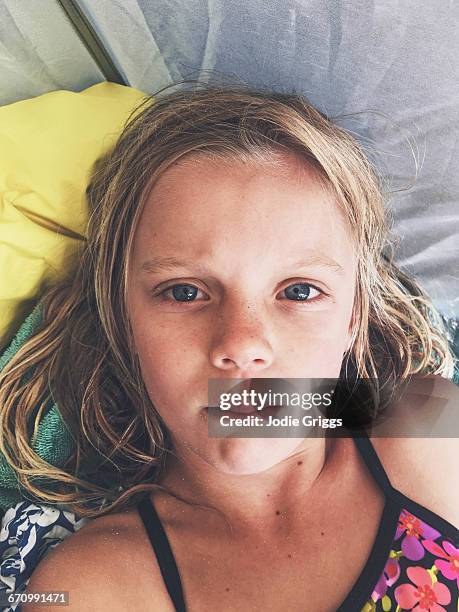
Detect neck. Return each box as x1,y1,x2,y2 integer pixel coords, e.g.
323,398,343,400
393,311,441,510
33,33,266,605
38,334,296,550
157,436,348,536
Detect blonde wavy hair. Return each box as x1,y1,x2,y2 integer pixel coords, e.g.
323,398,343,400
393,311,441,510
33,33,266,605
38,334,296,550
0,84,455,518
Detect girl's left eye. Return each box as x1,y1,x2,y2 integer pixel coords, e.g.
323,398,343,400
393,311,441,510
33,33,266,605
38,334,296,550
154,282,325,305
282,283,323,302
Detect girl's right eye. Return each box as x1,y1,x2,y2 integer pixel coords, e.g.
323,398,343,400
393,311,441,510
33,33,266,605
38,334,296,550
156,283,208,304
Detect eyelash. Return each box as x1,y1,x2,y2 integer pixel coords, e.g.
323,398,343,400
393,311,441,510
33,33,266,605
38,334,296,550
153,282,327,306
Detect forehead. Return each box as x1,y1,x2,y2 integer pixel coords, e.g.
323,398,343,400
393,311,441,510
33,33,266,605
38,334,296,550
132,152,355,269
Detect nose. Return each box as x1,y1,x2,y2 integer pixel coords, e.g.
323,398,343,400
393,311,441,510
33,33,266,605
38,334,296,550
209,301,274,376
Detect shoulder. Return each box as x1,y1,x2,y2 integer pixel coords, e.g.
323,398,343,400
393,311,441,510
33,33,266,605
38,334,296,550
23,507,172,611
372,436,459,530
370,373,459,528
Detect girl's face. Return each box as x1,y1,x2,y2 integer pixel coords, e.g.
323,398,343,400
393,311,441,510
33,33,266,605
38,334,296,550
127,152,357,474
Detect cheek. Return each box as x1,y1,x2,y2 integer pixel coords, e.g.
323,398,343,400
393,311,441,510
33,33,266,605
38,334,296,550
280,309,352,377
131,314,202,406
135,328,184,376
290,337,346,378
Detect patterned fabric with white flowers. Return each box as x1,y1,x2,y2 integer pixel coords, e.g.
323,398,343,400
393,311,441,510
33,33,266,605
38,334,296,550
361,509,459,612
0,503,88,612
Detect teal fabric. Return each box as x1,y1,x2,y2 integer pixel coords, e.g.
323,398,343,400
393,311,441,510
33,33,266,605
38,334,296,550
0,303,75,512
0,304,43,372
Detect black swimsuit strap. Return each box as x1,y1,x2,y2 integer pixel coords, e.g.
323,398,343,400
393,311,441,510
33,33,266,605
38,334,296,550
350,429,395,498
137,496,186,612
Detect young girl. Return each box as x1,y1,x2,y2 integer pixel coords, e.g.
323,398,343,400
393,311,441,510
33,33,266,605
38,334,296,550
1,85,457,611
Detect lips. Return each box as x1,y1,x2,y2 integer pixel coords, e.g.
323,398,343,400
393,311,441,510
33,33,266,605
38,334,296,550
226,402,261,415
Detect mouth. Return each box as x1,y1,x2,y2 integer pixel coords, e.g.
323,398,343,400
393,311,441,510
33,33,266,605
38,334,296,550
206,404,282,417
225,402,260,415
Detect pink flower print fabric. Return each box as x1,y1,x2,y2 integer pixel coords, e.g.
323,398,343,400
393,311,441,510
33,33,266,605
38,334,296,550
362,509,458,612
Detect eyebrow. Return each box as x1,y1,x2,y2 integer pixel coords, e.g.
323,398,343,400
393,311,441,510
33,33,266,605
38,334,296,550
141,256,214,275
140,254,345,276
284,256,345,276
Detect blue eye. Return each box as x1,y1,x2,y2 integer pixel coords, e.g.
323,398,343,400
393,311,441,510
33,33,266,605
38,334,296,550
169,284,200,302
283,283,322,301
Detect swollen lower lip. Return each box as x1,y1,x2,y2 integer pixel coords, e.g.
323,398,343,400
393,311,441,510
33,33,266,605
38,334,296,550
210,405,281,416
227,406,260,415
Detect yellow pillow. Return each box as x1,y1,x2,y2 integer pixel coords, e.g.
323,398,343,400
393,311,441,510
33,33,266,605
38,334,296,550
0,82,147,346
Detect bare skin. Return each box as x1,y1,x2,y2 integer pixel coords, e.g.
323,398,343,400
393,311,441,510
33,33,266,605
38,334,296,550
24,154,458,611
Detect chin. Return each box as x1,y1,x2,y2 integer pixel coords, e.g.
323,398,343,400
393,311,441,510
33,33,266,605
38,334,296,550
203,437,304,475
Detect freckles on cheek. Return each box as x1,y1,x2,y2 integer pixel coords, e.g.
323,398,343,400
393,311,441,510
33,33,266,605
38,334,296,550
295,314,347,342
286,315,349,366
135,336,182,405
136,331,175,367
134,320,199,377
